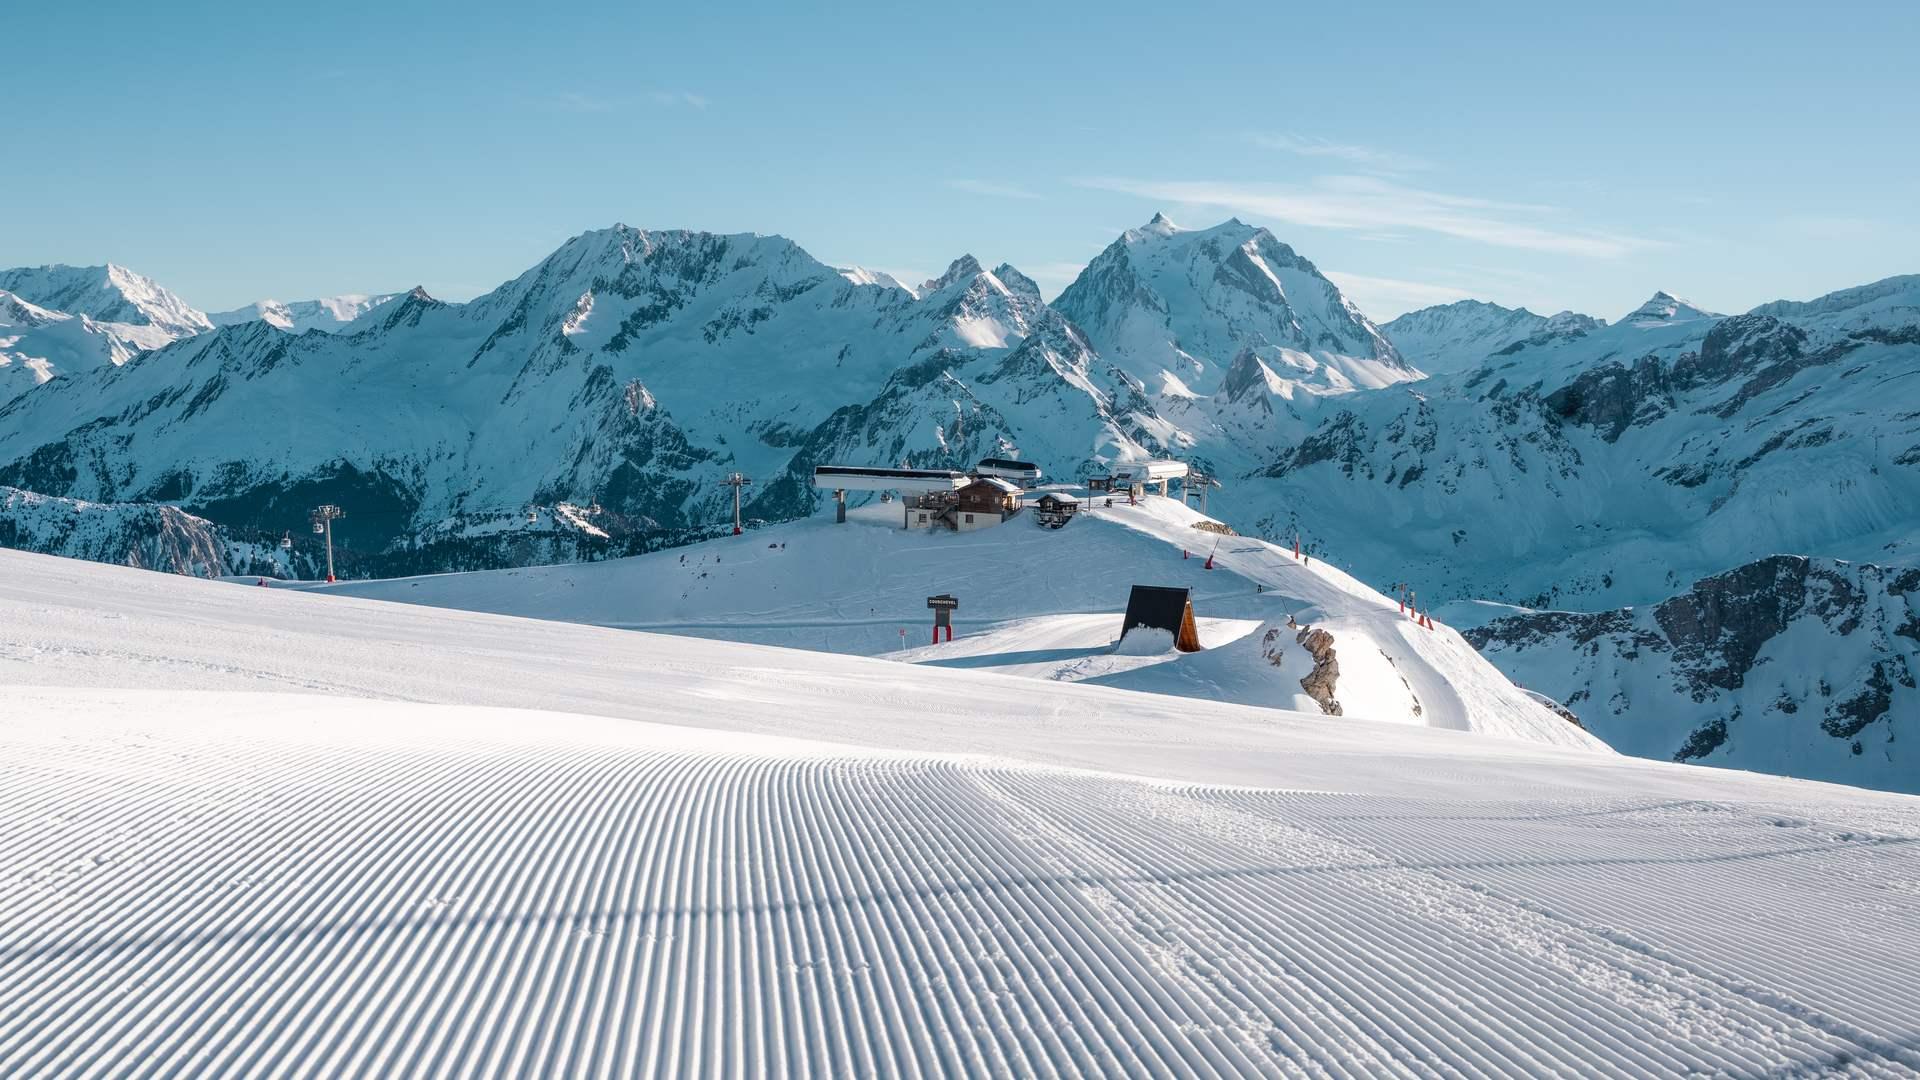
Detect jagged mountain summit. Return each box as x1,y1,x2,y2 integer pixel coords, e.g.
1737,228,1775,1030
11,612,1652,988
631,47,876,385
1054,214,1412,396
1381,300,1606,375
0,263,212,338
1622,289,1721,325
209,293,403,334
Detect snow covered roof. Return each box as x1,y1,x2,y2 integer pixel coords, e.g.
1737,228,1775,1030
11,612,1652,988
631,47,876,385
967,477,1023,494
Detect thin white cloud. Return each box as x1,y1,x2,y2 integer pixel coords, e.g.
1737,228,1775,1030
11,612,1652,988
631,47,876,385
947,179,1041,200
1323,272,1476,320
1078,175,1656,258
649,90,710,109
553,91,616,113
1250,133,1430,173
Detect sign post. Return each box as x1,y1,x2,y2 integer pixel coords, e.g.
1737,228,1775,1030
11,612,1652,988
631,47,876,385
927,593,958,644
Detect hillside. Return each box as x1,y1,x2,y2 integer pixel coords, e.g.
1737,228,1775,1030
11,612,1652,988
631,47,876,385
5,548,1920,1076
317,495,1599,750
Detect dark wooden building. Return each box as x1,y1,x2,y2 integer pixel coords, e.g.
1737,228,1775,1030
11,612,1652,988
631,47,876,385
1120,585,1202,652
1032,492,1079,528
949,477,1022,531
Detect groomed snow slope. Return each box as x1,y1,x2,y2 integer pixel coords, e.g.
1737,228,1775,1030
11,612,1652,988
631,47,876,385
5,550,1920,1077
320,497,1600,750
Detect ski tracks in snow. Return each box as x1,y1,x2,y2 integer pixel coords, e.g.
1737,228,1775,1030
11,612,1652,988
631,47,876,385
4,693,1919,1078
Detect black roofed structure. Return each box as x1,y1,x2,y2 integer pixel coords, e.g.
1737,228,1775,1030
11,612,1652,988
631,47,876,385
1120,585,1202,652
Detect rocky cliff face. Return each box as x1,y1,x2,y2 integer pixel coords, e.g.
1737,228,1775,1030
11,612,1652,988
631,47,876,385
1465,555,1918,792
0,487,287,578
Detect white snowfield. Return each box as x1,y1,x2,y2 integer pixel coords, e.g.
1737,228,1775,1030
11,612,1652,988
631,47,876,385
6,549,1920,1077
322,497,1601,751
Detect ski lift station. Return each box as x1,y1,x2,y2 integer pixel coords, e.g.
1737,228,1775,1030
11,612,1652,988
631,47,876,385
814,457,1039,532
971,457,1043,484
813,455,1196,533
1108,459,1189,497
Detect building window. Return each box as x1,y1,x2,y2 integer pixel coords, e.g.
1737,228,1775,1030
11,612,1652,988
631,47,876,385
964,514,974,523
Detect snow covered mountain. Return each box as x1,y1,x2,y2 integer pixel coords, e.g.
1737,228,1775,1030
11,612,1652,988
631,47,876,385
1622,289,1721,325
1242,277,1920,611
1464,555,1917,792
0,291,157,401
1052,215,1419,469
0,263,215,398
0,262,211,338
208,292,402,334
1054,215,1412,395
0,227,1163,568
1381,300,1606,375
6,222,1920,795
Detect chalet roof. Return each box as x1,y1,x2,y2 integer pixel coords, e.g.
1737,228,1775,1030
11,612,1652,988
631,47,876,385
1035,492,1080,505
964,477,1023,494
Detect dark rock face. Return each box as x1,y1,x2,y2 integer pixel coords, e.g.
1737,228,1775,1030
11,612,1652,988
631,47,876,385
1465,555,1919,793
1674,717,1730,762
1543,354,1672,442
1650,556,1832,697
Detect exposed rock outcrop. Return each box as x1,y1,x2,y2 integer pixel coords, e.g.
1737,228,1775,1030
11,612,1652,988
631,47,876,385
1466,555,1919,794
1295,626,1343,716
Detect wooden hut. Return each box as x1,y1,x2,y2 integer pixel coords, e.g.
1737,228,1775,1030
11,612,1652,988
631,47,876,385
949,477,1022,531
1032,492,1079,528
1119,585,1202,652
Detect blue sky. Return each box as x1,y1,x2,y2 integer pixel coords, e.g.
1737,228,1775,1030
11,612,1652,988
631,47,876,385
8,0,1917,320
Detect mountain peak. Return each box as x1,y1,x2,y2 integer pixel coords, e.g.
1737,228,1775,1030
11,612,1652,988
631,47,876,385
1143,212,1180,235
991,263,1042,303
838,266,918,297
921,255,985,294
0,289,61,327
1625,291,1721,324
0,262,212,337
1055,218,1408,394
